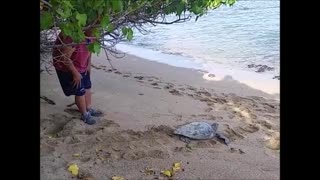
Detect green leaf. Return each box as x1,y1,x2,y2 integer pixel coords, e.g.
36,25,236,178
127,28,133,41
101,15,110,28
40,12,53,29
73,28,86,43
176,2,185,16
61,24,73,37
98,8,104,15
56,8,65,17
63,1,73,8
107,24,114,32
191,5,203,15
227,0,236,6
212,0,222,8
93,0,105,9
111,0,123,12
93,28,100,38
88,41,101,54
76,13,87,27
122,27,128,36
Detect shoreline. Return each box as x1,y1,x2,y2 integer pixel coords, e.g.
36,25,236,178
110,47,279,100
116,43,280,97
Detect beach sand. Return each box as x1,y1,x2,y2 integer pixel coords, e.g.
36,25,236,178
40,52,280,180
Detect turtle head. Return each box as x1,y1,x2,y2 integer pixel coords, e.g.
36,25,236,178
211,123,219,131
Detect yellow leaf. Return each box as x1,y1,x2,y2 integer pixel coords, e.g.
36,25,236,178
111,176,124,180
161,170,172,177
68,164,79,176
72,154,81,157
172,162,181,171
48,135,53,139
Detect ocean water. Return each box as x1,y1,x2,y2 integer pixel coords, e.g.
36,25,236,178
116,0,280,95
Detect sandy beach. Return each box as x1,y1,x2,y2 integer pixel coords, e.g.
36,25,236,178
40,52,280,180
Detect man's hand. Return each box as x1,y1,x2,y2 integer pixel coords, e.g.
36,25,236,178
72,71,82,88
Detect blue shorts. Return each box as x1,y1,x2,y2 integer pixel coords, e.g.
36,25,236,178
56,70,92,96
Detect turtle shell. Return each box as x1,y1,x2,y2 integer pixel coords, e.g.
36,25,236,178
174,122,218,140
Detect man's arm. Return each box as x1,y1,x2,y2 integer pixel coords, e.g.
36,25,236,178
60,46,82,88
61,46,77,74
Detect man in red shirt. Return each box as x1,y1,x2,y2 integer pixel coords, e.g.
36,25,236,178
52,30,103,125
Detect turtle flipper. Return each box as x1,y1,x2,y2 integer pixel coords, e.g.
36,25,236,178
216,132,230,145
179,136,191,144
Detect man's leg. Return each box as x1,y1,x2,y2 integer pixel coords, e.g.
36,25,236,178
82,72,104,117
85,88,92,110
75,95,87,114
56,70,96,125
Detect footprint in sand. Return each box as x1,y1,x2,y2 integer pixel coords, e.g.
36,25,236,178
164,83,174,89
238,124,260,133
147,149,170,159
196,90,212,97
204,107,213,112
80,156,91,163
64,108,80,116
258,120,274,130
40,143,55,156
94,120,120,132
64,136,81,144
168,89,183,96
134,76,144,80
222,124,245,141
122,151,146,160
151,82,162,89
91,64,102,70
85,129,96,135
41,114,74,135
123,74,130,78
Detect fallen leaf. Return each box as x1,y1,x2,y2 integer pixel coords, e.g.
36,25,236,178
161,170,173,177
68,164,79,176
111,176,124,180
172,162,181,171
72,154,81,157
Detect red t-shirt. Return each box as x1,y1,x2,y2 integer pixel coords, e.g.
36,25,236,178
52,33,91,73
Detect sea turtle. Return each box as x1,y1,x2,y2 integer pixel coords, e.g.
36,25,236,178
173,122,230,145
